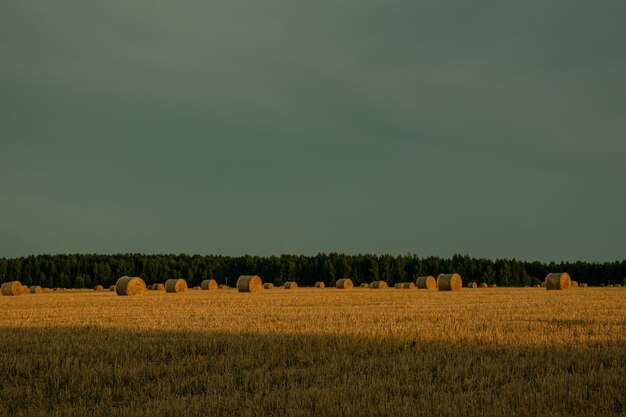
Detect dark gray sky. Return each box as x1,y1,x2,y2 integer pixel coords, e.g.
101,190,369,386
1,0,625,261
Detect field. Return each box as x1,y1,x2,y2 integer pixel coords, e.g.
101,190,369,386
0,287,624,417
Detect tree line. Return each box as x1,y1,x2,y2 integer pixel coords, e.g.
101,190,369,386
1,253,624,289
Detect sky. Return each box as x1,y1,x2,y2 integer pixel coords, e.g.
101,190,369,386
1,0,625,261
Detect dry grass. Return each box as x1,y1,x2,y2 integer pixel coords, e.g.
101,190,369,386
0,288,624,417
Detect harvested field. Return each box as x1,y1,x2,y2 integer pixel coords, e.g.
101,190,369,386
0,288,624,417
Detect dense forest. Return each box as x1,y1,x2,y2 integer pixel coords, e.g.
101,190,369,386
0,253,624,288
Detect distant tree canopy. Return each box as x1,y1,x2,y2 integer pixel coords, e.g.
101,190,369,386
0,253,624,288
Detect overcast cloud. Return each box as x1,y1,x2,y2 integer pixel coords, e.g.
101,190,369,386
1,0,625,261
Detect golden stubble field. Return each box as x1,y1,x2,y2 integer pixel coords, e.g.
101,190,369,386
0,287,624,417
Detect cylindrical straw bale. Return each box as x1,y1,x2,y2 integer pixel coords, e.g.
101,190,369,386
284,281,298,289
314,281,325,288
570,281,579,288
360,283,369,288
201,279,218,290
437,273,463,291
336,278,353,289
370,281,388,289
109,285,115,291
21,285,30,294
402,282,416,289
165,278,187,293
237,275,263,292
29,286,43,294
93,285,104,291
394,283,403,289
416,276,437,290
1,281,23,296
467,282,477,288
545,273,571,290
115,276,146,296
263,283,274,289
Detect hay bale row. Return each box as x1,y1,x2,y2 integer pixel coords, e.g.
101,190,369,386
165,278,187,293
115,276,146,296
201,279,218,291
237,275,263,292
263,283,274,289
336,278,353,289
416,276,436,290
370,281,388,289
437,273,462,291
315,281,325,288
545,272,571,290
284,281,298,289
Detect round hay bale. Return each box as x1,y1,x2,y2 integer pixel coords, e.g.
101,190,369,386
284,281,298,289
1,281,23,296
165,278,187,293
545,272,571,290
336,278,353,289
21,285,30,295
490,284,497,288
570,281,579,288
115,276,146,296
155,283,165,291
402,282,416,289
416,276,437,290
237,275,263,292
615,284,622,287
360,283,369,288
394,283,403,289
201,279,218,290
93,285,104,291
370,281,388,289
314,281,325,288
437,273,463,291
467,282,477,288
480,283,489,288
263,283,274,290
29,286,43,294
109,285,116,291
